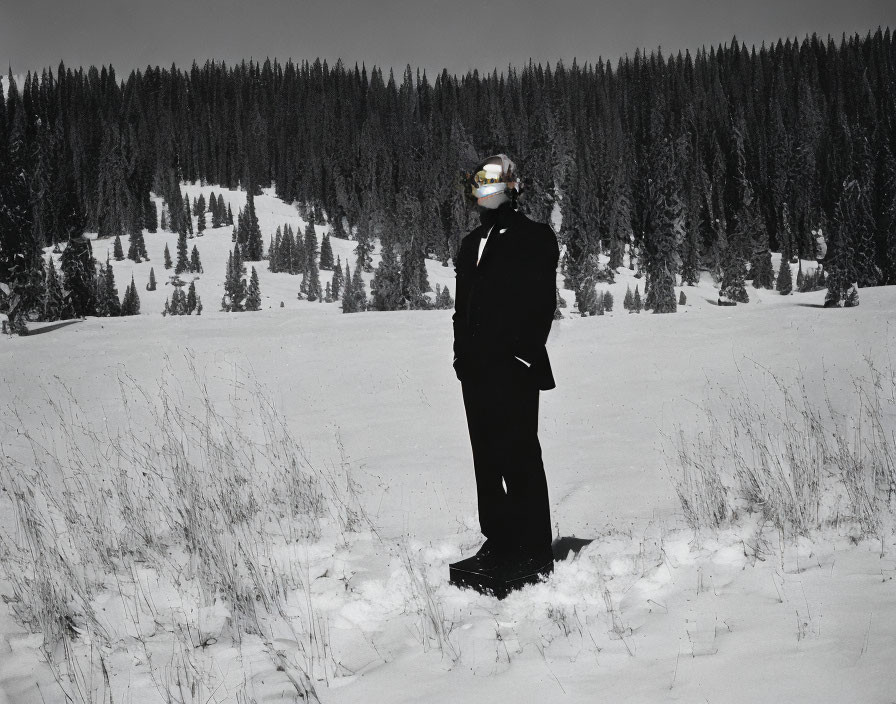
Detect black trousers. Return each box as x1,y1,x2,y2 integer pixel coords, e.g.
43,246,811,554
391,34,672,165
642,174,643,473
461,363,552,550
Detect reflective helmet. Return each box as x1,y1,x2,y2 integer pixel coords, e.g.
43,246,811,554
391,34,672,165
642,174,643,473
470,154,520,201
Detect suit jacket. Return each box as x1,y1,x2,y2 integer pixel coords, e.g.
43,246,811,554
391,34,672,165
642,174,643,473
452,203,560,391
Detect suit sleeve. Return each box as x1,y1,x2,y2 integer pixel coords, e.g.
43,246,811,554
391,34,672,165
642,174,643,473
512,224,560,363
452,237,471,365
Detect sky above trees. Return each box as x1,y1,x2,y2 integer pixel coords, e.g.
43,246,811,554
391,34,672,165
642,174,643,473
2,0,893,77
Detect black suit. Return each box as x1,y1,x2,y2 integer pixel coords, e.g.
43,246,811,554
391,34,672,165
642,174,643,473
452,202,560,551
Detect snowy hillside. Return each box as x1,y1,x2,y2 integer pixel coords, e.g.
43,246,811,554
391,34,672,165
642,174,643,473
1,186,894,703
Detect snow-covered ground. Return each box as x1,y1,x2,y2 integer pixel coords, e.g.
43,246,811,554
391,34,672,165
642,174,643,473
1,185,894,703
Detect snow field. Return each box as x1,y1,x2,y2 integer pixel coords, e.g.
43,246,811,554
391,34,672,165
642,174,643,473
1,185,895,702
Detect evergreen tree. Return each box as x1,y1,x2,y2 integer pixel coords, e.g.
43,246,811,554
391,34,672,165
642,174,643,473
751,248,775,289
679,290,687,306
602,290,614,312
186,280,197,314
147,267,157,291
305,255,322,301
827,178,874,305
122,275,140,315
60,236,96,317
319,233,334,270
277,225,292,273
437,282,454,309
175,229,189,274
42,257,65,321
223,246,246,311
211,192,222,228
351,263,367,311
164,243,172,269
190,245,203,273
355,238,373,273
227,203,234,226
371,240,403,310
291,224,305,273
633,285,642,313
267,233,277,266
246,267,261,310
400,235,431,308
194,193,205,216
623,285,633,310
576,277,597,316
341,261,355,313
127,228,148,263
243,191,263,259
197,208,206,233
143,194,158,233
331,255,344,299
642,130,681,314
113,235,125,261
185,200,194,235
96,262,121,317
160,207,168,231
720,126,753,303
776,256,793,295
303,222,319,271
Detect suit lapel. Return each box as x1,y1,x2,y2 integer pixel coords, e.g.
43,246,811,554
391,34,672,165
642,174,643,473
477,226,506,269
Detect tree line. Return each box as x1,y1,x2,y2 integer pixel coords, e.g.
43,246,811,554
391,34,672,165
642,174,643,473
1,27,894,326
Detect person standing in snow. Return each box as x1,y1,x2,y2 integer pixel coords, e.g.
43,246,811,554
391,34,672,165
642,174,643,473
450,154,560,585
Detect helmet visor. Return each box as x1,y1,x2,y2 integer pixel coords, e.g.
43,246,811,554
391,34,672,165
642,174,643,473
471,162,512,198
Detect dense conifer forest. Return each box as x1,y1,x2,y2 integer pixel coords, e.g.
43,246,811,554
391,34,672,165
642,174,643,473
0,28,894,325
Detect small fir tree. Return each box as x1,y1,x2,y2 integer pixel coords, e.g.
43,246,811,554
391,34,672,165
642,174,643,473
623,285,633,310
183,198,193,235
113,234,124,261
122,275,140,315
319,233,335,270
164,243,172,270
190,245,203,274
602,290,614,312
351,264,367,311
576,277,597,316
246,267,261,311
42,257,65,321
128,229,148,263
679,290,687,306
143,195,158,234
186,280,197,314
341,262,355,313
371,241,402,310
147,267,157,291
175,229,189,274
633,285,643,313
331,255,344,299
776,256,792,295
211,193,222,228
